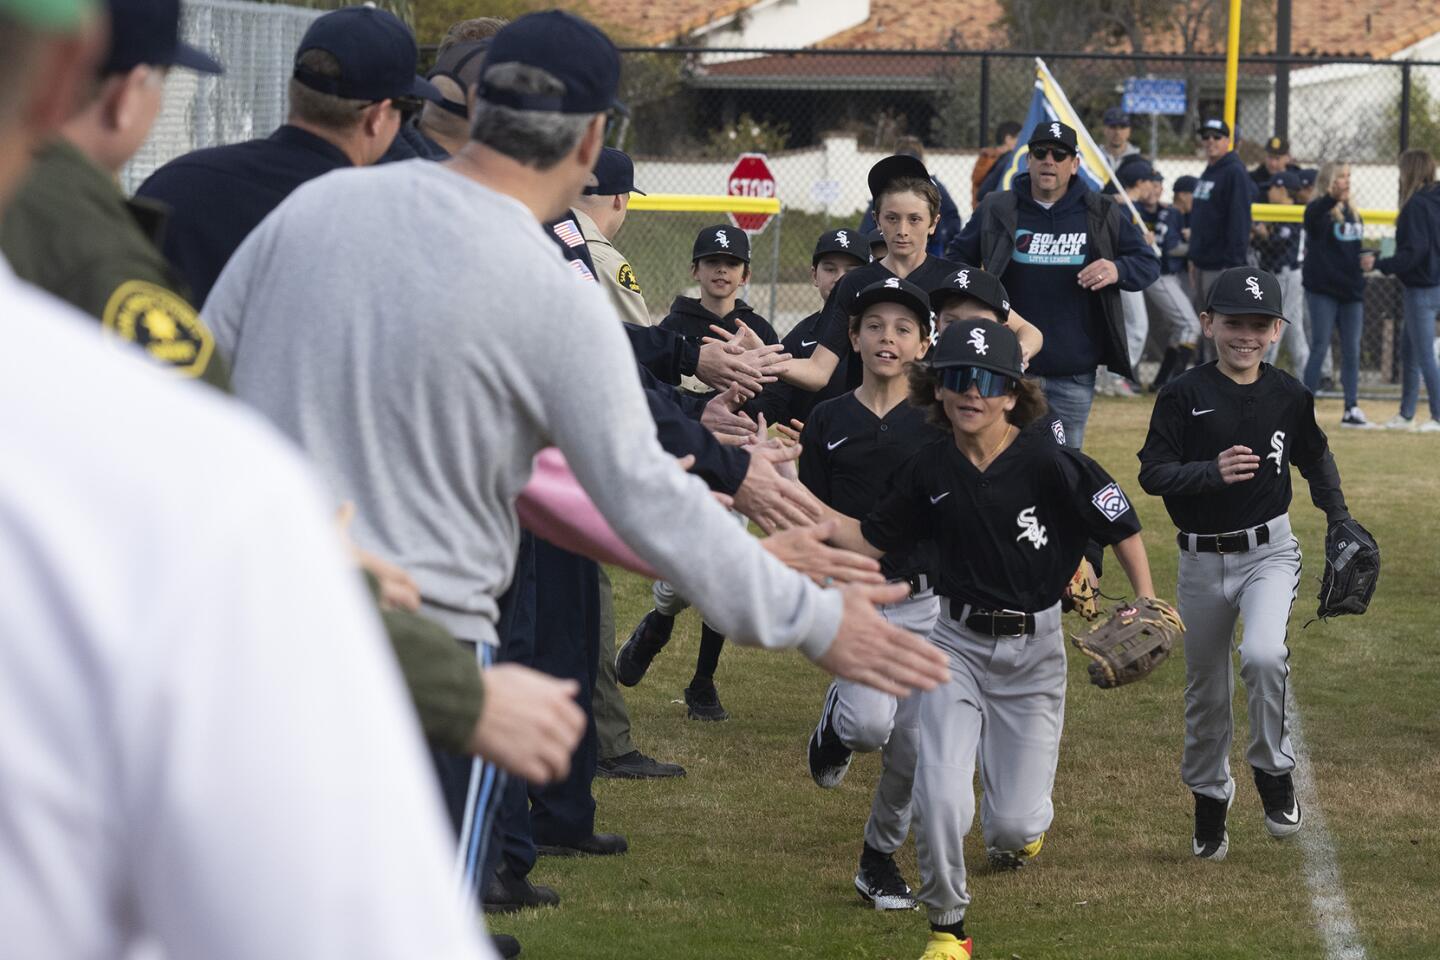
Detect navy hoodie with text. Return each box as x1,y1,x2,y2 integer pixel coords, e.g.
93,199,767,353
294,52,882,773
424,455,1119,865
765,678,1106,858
1377,183,1440,288
1189,151,1256,270
1302,195,1365,303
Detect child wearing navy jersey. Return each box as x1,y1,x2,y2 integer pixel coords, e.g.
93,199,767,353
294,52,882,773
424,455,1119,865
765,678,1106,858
821,321,1159,960
1138,266,1358,862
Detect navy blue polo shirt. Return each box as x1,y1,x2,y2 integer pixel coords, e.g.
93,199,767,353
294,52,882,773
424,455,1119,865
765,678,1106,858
135,125,354,306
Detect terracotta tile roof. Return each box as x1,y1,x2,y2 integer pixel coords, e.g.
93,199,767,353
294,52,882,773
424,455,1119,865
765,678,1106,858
817,0,1005,50
587,0,767,45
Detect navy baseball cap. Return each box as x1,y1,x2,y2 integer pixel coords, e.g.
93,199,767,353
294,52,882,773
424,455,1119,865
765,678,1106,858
1298,168,1319,187
1265,135,1290,155
584,147,645,196
1197,117,1231,137
1266,170,1301,192
1118,157,1156,187
103,0,222,76
868,154,931,203
812,228,867,265
479,10,624,115
929,267,1011,321
294,6,441,103
1103,107,1131,127
693,224,750,263
930,319,1024,380
867,229,887,250
1206,267,1288,322
1173,175,1199,193
852,278,932,331
427,39,488,117
1029,120,1078,151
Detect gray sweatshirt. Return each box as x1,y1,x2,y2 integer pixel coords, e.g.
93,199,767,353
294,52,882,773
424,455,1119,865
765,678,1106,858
203,159,842,655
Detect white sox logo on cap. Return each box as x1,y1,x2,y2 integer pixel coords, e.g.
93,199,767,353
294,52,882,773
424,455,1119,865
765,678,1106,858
715,229,730,249
953,270,970,288
1246,276,1263,300
836,230,850,248
968,326,988,354
1002,299,1010,311
884,277,901,288
1050,122,1062,139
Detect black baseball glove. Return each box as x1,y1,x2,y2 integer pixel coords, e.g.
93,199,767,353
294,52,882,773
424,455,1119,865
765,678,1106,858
1316,517,1379,620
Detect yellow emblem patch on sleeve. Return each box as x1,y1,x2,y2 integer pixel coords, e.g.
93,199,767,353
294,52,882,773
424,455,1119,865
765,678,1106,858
616,262,642,294
101,281,214,378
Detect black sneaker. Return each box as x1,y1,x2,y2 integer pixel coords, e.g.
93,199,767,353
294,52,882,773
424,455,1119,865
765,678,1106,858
597,750,686,780
536,832,628,857
615,610,674,687
483,865,560,914
1254,768,1303,838
1192,791,1231,861
684,679,730,721
807,682,853,788
490,933,521,958
854,843,917,910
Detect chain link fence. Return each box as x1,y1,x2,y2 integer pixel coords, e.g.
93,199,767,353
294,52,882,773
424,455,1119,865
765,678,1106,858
613,47,1440,394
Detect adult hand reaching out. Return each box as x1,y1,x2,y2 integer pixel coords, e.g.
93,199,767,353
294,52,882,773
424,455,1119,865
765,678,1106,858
468,663,586,784
701,384,758,445
761,519,884,585
695,339,789,397
814,582,950,696
732,451,823,533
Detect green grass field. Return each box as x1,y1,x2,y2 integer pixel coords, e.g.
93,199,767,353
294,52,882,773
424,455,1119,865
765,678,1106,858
499,396,1440,960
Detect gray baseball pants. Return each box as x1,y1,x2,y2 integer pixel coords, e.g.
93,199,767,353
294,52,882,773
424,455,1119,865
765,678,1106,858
1145,272,1202,348
830,590,941,854
913,602,1066,926
1265,266,1311,372
1177,514,1302,802
1121,288,1150,369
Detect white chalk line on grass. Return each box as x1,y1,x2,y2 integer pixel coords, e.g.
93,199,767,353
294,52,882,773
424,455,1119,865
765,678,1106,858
1285,682,1369,960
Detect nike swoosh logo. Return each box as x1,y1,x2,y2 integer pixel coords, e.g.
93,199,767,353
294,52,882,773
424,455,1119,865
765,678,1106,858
930,491,951,504
801,340,818,348
1192,408,1216,416
827,437,848,451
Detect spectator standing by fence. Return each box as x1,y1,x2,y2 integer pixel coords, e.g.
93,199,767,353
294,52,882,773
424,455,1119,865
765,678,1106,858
1302,161,1375,428
1252,171,1309,374
1376,149,1440,432
1100,107,1141,169
1188,118,1256,310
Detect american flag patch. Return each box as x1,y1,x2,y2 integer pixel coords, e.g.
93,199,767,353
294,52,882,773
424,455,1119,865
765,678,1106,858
553,219,584,248
568,258,596,282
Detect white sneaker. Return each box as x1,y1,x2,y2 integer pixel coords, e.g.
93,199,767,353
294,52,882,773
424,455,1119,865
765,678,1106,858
1381,415,1415,430
1340,406,1375,428
1418,419,1440,433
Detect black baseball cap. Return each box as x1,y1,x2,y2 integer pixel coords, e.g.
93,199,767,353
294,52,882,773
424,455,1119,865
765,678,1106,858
1028,120,1078,152
294,6,441,103
1265,135,1290,155
427,39,488,117
1197,117,1231,137
1118,157,1157,187
1205,267,1288,322
852,278,932,331
812,228,867,266
479,10,624,115
1103,107,1131,127
693,224,750,263
1173,174,1199,193
868,154,931,204
867,229,888,250
929,319,1025,380
929,267,1011,322
584,147,645,196
103,0,222,76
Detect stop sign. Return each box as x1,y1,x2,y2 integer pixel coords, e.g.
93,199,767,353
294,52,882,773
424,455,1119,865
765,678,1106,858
727,152,776,234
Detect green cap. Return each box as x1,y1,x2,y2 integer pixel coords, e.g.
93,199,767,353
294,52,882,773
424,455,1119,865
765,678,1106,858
0,0,96,31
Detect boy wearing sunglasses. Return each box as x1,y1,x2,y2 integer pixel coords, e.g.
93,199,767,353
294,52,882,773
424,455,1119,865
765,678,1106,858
819,320,1161,960
1188,118,1259,310
948,121,1158,449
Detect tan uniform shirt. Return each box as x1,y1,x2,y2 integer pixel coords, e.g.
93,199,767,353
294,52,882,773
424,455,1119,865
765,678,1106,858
574,207,651,327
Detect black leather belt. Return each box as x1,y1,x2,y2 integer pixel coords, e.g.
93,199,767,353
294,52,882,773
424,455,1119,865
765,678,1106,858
945,597,1035,636
888,572,931,597
1179,523,1270,554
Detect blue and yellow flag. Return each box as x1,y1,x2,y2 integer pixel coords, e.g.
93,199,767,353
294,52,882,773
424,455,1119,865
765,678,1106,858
999,59,1119,195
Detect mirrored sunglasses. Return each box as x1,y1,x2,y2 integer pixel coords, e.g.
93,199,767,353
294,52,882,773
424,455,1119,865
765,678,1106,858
940,366,1013,397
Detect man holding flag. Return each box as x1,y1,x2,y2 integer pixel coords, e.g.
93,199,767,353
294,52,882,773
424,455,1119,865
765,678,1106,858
948,118,1158,448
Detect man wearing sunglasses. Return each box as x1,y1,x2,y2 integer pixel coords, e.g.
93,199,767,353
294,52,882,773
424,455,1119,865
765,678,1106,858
136,5,443,306
1188,118,1258,312
949,120,1159,449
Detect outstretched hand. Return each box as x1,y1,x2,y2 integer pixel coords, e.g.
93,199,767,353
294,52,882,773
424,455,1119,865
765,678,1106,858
762,519,884,585
814,582,950,696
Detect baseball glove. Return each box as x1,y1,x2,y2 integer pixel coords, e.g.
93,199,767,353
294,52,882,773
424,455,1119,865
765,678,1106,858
1061,559,1101,621
1070,597,1184,689
1316,517,1379,621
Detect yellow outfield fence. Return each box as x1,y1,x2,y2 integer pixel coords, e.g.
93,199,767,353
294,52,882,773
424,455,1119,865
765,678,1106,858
1252,203,1398,225
628,195,782,215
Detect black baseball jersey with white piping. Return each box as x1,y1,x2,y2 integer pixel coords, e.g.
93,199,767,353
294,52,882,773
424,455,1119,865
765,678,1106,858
862,424,1142,612
818,256,959,378
1137,362,1348,533
747,310,850,425
798,392,942,581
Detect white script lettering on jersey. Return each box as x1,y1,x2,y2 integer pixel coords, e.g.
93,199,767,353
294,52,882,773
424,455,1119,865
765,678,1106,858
1267,430,1286,475
1015,506,1049,550
968,326,989,355
716,230,730,249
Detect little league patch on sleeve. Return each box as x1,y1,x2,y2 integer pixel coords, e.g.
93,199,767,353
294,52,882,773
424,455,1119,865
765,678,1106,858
1091,482,1132,521
617,262,642,294
1050,419,1066,445
101,280,214,378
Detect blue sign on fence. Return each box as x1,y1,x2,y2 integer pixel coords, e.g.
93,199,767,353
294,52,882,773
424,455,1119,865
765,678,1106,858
1123,77,1188,115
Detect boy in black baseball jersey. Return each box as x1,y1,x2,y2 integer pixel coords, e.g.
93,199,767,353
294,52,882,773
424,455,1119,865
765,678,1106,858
1138,267,1355,860
822,321,1159,960
801,277,943,912
750,229,867,427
